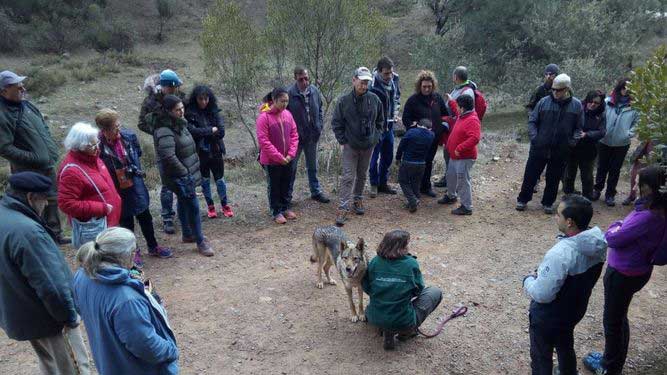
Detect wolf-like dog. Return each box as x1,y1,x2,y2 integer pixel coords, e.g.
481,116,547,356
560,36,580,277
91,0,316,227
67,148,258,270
311,226,369,322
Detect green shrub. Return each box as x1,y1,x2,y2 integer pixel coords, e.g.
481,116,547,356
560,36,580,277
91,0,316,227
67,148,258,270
16,67,68,98
71,65,97,82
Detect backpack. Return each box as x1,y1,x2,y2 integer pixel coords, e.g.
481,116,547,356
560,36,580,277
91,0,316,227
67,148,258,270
471,88,487,120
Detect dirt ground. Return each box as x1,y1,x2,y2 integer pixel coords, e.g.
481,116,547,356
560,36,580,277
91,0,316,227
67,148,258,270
1,130,666,374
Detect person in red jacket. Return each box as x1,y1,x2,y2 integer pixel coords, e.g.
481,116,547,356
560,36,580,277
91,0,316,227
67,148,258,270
437,95,481,215
58,122,122,248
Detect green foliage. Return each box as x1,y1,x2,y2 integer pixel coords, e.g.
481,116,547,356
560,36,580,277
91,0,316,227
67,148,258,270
15,67,68,98
156,0,177,42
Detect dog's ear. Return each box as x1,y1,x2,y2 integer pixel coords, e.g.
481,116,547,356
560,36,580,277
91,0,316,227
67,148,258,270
356,237,365,252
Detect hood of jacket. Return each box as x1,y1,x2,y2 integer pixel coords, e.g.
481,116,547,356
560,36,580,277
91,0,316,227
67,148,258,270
566,226,608,258
94,266,144,292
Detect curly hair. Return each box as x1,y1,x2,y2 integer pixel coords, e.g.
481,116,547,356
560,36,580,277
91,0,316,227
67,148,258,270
414,70,438,94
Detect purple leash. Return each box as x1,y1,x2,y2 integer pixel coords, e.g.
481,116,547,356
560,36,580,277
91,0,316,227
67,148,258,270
417,306,468,339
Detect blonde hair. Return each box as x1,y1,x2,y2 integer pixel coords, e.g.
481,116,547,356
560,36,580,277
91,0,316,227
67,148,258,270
414,70,438,94
63,122,99,151
95,108,120,131
76,227,136,278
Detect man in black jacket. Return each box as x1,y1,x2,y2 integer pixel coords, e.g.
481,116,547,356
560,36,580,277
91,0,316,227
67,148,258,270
0,172,90,374
517,74,584,214
526,64,559,112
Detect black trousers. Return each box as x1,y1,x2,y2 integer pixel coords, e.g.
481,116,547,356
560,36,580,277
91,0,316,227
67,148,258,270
529,316,577,375
398,162,425,207
594,144,630,198
119,208,158,250
563,153,596,198
421,139,439,191
266,162,294,216
518,148,567,207
601,266,652,375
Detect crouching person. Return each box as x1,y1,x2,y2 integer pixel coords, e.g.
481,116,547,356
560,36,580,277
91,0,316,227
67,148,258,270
73,227,179,375
523,195,607,375
395,119,435,212
362,230,442,351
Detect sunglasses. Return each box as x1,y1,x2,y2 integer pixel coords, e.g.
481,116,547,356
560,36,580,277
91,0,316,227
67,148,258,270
551,87,567,93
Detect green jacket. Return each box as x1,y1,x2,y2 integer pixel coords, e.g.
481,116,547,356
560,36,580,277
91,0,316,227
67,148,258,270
362,255,425,330
331,89,384,150
0,98,59,172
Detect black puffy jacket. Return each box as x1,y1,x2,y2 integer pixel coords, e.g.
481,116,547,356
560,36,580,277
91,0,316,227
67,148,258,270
528,93,584,157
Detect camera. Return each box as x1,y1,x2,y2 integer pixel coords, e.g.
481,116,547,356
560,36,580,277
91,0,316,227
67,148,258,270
126,165,146,178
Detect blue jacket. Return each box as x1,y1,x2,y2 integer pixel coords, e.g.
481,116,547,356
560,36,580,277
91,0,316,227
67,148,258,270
370,72,401,131
396,126,434,164
287,83,324,144
528,93,584,157
99,129,150,217
73,267,179,375
600,96,638,147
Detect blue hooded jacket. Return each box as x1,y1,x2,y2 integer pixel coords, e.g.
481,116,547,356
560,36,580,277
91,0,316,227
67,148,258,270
73,266,179,375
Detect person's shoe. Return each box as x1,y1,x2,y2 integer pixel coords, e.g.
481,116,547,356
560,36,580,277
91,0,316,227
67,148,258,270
605,196,616,207
352,200,365,215
622,195,636,206
434,176,447,188
583,352,607,374
182,235,196,243
56,235,72,245
383,331,396,351
335,209,348,227
197,238,214,257
543,205,554,214
397,328,417,342
421,189,437,197
590,190,601,201
408,203,418,213
274,213,287,224
437,195,457,204
284,210,297,220
451,206,473,215
207,205,218,218
369,185,378,198
148,245,173,258
311,193,331,203
516,201,527,211
133,248,144,269
163,220,176,234
221,204,235,217
378,184,397,195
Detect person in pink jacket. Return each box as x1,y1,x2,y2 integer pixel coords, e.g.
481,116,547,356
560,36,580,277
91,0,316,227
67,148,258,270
256,87,299,224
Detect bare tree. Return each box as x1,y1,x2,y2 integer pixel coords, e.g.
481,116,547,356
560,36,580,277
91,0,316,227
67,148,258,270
423,0,459,36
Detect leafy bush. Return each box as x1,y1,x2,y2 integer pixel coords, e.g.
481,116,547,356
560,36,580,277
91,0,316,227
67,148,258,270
16,67,68,98
0,9,22,54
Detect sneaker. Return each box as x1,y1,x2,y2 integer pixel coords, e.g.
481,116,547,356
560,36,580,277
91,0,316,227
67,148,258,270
182,236,196,243
378,184,397,195
148,245,173,259
434,176,447,188
207,205,218,218
421,189,437,197
451,205,473,215
197,238,215,257
383,331,396,351
590,190,601,201
437,195,457,205
133,249,144,269
221,204,235,217
163,220,175,235
621,195,636,206
583,352,607,374
311,193,330,203
274,213,287,224
369,185,378,198
335,209,348,227
284,210,297,220
605,196,616,207
516,201,527,211
543,205,554,214
352,200,365,215
408,202,418,213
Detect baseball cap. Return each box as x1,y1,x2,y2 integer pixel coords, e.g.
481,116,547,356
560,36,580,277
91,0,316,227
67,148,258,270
354,67,373,81
552,74,571,90
0,71,26,90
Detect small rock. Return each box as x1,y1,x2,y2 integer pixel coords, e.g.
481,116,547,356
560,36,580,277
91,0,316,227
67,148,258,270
259,296,272,303
492,156,500,161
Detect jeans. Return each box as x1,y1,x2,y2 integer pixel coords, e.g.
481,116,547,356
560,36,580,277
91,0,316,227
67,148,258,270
119,208,158,250
446,159,475,209
421,139,440,191
160,186,175,222
595,143,630,198
529,314,577,375
200,154,228,206
398,161,425,207
369,128,394,187
412,286,443,328
601,266,652,375
339,145,373,210
441,147,450,178
266,162,294,216
563,153,596,198
29,326,91,375
176,193,204,244
518,147,567,207
289,140,323,199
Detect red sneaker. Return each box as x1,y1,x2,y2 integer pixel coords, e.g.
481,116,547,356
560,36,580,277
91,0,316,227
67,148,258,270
207,205,218,218
221,204,234,218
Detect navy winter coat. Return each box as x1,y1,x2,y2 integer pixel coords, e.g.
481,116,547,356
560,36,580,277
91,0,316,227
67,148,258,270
287,83,324,144
528,93,584,157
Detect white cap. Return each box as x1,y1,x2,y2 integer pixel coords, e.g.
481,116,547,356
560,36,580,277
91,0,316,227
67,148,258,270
354,67,373,81
552,74,571,90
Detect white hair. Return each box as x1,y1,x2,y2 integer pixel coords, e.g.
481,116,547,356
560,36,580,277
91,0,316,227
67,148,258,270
63,122,99,151
76,227,137,278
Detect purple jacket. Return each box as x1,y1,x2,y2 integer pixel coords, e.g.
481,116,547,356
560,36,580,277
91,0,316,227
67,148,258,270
606,200,667,276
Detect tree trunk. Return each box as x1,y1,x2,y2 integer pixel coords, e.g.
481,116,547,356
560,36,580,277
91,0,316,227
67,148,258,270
235,95,258,152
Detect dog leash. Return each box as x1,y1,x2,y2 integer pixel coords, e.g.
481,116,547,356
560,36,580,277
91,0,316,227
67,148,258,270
417,305,468,339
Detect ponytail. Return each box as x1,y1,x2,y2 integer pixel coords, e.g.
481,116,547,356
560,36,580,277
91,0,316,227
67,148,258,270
77,241,103,277
76,227,137,278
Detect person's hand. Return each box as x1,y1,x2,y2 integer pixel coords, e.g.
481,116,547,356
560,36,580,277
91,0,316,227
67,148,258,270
212,127,219,134
105,204,113,214
454,150,461,158
281,157,289,165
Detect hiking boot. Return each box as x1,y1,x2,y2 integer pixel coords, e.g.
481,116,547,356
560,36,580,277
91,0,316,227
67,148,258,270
284,210,297,220
383,331,396,351
397,328,417,342
452,205,473,215
207,205,218,218
133,248,144,269
421,189,437,197
274,213,287,224
583,352,607,374
543,205,555,214
148,245,173,259
590,190,601,201
352,200,365,215
605,196,616,207
335,209,348,227
163,220,175,234
378,184,397,195
369,185,378,198
182,235,196,243
434,176,447,188
622,195,636,206
516,201,527,211
311,193,331,203
408,202,418,213
221,204,235,217
197,238,214,257
437,195,457,205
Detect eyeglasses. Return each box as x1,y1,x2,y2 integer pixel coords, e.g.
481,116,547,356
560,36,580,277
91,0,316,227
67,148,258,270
551,87,567,93
297,77,310,82
87,142,100,149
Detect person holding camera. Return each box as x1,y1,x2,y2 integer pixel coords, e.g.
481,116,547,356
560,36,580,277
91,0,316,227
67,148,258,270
97,109,173,266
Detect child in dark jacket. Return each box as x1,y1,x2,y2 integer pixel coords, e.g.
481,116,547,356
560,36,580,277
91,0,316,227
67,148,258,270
395,119,435,212
362,230,442,350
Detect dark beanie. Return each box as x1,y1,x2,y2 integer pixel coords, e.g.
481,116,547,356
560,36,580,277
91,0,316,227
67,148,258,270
9,172,52,193
545,64,560,75
162,95,182,112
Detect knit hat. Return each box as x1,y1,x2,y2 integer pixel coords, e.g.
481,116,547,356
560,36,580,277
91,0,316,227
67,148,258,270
544,64,560,76
8,172,52,193
159,69,182,87
552,74,571,90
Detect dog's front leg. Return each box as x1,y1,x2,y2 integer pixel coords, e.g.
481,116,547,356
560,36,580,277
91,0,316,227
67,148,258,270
346,287,359,322
357,286,366,322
